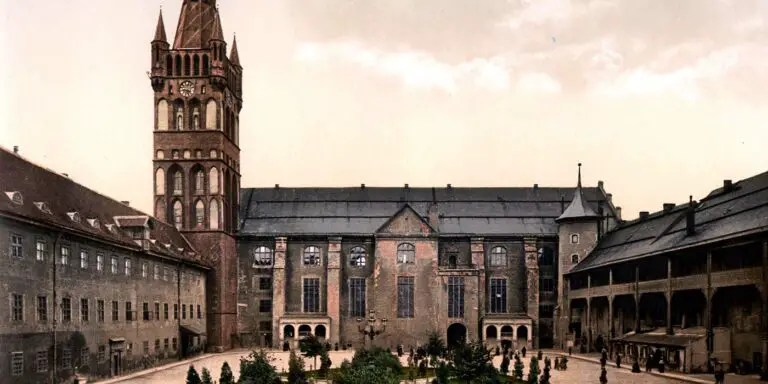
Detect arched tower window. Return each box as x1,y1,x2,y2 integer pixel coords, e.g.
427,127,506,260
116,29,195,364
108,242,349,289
202,55,209,75
173,100,184,131
172,171,183,196
194,169,205,195
174,55,182,76
349,247,367,267
209,199,219,229
166,55,173,76
205,100,217,129
183,55,191,76
155,199,166,222
194,200,205,228
157,100,169,131
172,200,183,229
234,116,239,145
489,246,507,267
193,55,200,76
209,167,219,194
156,150,165,159
155,168,165,195
397,243,415,264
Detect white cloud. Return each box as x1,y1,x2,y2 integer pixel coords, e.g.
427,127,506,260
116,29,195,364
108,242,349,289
516,72,562,94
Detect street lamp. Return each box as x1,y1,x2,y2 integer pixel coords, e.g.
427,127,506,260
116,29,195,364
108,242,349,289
357,309,388,348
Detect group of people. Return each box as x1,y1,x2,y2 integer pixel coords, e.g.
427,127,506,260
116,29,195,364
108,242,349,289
552,355,569,371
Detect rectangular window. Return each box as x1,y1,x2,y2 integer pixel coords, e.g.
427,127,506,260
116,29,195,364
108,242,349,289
125,302,132,322
81,298,89,323
61,348,71,369
197,304,201,319
112,301,119,321
259,277,272,290
172,337,178,351
80,348,89,367
143,341,149,355
541,278,554,292
111,256,118,274
37,296,47,322
142,262,148,278
154,265,160,280
125,258,132,276
80,250,88,269
127,343,133,359
62,298,71,323
97,300,104,322
164,267,169,281
36,239,47,261
11,293,23,322
36,350,48,372
143,302,150,321
173,304,178,320
490,278,507,314
303,278,320,313
164,338,169,351
154,302,160,320
189,303,193,319
155,339,160,353
98,345,106,362
60,245,70,265
447,276,465,318
182,304,186,319
11,351,23,376
10,233,23,258
349,278,366,317
164,303,169,320
397,276,415,318
259,299,272,313
96,253,104,271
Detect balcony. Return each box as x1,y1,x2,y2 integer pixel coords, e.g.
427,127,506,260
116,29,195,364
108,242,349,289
438,263,479,276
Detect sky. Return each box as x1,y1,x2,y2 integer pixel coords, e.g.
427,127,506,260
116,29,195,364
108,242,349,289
1,0,767,220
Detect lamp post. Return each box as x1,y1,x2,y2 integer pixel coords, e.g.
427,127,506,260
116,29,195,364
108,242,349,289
357,310,388,348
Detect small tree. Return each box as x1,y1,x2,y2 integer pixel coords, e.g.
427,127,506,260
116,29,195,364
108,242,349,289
219,361,235,384
426,331,447,365
500,355,510,375
513,354,525,380
436,361,452,384
539,362,550,384
319,349,332,378
288,350,307,384
201,367,214,384
451,340,497,384
186,365,202,384
527,356,540,384
239,350,279,384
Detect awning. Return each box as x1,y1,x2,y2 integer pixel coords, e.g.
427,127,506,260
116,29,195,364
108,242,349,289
612,332,703,348
180,324,206,335
109,338,126,344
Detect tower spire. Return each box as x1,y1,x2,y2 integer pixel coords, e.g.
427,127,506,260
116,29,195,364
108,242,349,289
153,8,168,43
556,163,598,222
230,34,240,66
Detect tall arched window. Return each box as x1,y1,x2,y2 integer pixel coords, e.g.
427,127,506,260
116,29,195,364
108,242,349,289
253,246,273,267
183,55,191,76
209,199,219,229
194,200,205,227
173,171,183,196
157,100,169,131
202,55,210,75
349,247,367,267
209,167,219,194
155,168,165,195
172,200,183,229
303,246,321,265
166,55,173,76
155,200,166,221
397,243,415,264
490,246,507,267
192,107,200,130
205,100,217,129
174,55,182,76
194,169,205,195
175,107,184,131
193,55,200,76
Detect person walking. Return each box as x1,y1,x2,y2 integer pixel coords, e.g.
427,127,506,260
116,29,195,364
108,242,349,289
714,362,725,384
616,354,622,369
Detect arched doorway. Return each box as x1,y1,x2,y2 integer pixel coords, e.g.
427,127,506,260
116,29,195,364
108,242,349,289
447,323,467,348
298,325,312,338
283,325,295,339
315,325,327,340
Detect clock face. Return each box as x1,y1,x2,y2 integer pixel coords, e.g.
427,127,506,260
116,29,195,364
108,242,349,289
179,81,194,97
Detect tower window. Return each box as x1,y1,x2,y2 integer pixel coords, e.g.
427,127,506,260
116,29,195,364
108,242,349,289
209,199,220,229
202,55,209,75
193,55,200,76
209,167,219,194
183,55,191,76
192,107,200,130
194,170,205,195
173,201,183,229
157,100,169,131
174,55,182,76
172,150,180,159
570,234,579,244
209,149,218,158
194,200,205,227
166,55,173,76
156,150,165,159
172,171,183,195
183,150,191,159
155,168,165,195
175,107,184,130
571,254,579,264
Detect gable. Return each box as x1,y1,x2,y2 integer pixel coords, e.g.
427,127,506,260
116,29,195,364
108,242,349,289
376,204,434,236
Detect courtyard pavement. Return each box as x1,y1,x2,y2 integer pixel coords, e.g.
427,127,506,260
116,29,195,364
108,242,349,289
95,349,723,384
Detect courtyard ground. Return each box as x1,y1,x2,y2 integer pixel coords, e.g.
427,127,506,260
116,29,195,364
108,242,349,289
95,349,723,384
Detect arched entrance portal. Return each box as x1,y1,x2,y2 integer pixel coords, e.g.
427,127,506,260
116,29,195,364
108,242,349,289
447,323,467,348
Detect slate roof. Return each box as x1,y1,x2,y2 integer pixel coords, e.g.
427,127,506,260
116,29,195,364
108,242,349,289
557,165,598,222
568,170,768,274
0,147,207,267
238,186,615,237
172,0,223,49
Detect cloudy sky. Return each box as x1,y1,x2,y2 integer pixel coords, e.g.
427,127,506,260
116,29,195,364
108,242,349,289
1,0,767,219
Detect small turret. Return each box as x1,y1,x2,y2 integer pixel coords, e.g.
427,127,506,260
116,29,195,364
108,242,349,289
230,35,241,67
150,8,169,91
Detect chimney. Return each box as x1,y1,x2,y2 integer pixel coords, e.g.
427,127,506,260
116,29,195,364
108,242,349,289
447,183,452,189
723,180,733,191
121,201,130,206
639,211,649,220
62,173,69,177
663,203,675,212
686,195,696,236
404,183,409,189
360,183,366,189
615,206,622,220
13,146,18,154
606,193,612,203
598,180,604,189
274,184,279,189
533,183,539,191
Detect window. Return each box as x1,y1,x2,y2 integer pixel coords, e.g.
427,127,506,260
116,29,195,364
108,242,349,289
209,167,219,193
172,150,180,159
60,245,70,265
490,246,507,267
164,267,169,281
182,304,186,319
143,341,149,355
154,265,160,280
253,246,272,267
112,301,119,321
447,276,465,318
142,262,148,278
349,278,366,317
173,200,183,229
538,247,554,266
10,233,23,258
172,337,178,350
303,246,321,265
36,239,47,261
570,234,579,244
164,338,169,351
79,250,88,269
197,304,202,319
397,243,415,264
98,345,106,363
11,293,23,322
541,278,554,292
397,276,415,318
539,305,554,318
81,298,89,323
62,298,71,323
174,304,178,320
194,170,205,194
155,168,166,195
125,302,133,322
445,253,458,268
154,302,160,321
303,278,320,313
80,347,89,367
349,247,367,267
124,258,132,276
11,352,23,376
155,339,161,353
490,278,507,313
259,277,272,290
571,254,579,264
37,296,47,322
189,303,194,319
195,200,205,226
209,199,219,229
259,299,272,313
96,253,104,271
36,350,48,372
127,343,133,358
143,302,150,321
97,300,104,322
61,348,71,369
164,303,169,320
110,256,118,274
173,171,183,195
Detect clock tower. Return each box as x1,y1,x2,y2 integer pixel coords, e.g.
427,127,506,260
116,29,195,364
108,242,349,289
149,0,242,352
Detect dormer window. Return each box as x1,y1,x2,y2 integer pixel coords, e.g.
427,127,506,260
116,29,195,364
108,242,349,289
67,212,81,223
570,234,579,244
33,202,52,214
87,219,100,229
5,191,23,205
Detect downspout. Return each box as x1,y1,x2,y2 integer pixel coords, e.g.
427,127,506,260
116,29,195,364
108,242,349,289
51,233,62,384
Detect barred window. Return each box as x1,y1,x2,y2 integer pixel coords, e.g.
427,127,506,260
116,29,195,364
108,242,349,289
197,304,202,319
182,304,186,319
11,351,23,376
303,246,321,265
96,254,104,271
303,278,320,313
349,278,366,317
174,304,178,320
349,247,367,267
10,233,23,258
80,298,89,323
397,243,415,264
37,296,47,322
36,350,48,372
489,247,506,267
80,250,89,269
62,298,71,323
80,347,89,368
112,301,119,321
397,276,415,318
36,239,47,261
447,276,465,318
97,300,104,322
490,278,507,313
189,303,193,319
11,294,23,322
60,245,70,265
